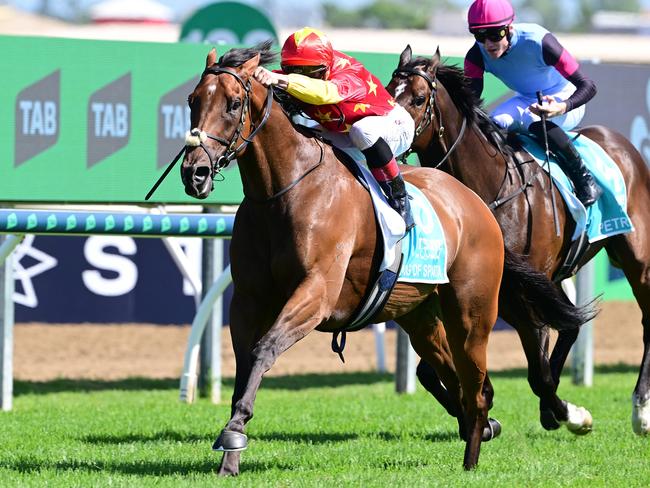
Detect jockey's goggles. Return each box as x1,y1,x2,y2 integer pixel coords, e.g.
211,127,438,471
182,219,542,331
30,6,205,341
472,26,509,43
281,64,328,78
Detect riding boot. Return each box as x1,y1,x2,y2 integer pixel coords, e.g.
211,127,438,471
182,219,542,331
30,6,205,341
529,120,603,207
558,142,603,207
361,137,415,230
378,174,415,231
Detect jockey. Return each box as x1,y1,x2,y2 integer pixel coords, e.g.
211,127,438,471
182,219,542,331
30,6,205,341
253,27,415,229
464,0,603,207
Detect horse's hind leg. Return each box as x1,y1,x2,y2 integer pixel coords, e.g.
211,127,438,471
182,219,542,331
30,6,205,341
438,282,497,470
604,230,650,434
398,297,500,443
416,350,499,441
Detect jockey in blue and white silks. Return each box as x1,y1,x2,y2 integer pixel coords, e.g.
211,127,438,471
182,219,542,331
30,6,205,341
464,0,602,207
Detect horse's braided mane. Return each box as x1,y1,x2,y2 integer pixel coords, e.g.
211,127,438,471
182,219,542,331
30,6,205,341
217,40,278,68
404,56,512,156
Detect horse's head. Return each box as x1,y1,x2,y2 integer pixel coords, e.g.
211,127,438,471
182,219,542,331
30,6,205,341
386,45,441,147
181,42,275,199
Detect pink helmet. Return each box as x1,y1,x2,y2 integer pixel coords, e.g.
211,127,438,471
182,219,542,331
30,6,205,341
468,0,515,30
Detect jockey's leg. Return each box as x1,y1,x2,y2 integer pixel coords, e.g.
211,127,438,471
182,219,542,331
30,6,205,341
362,137,415,230
529,120,603,207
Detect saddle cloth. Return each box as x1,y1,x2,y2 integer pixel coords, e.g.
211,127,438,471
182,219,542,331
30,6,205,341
517,132,634,242
351,159,448,284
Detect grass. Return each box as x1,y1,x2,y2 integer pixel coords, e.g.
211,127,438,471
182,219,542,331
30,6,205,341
1,366,649,487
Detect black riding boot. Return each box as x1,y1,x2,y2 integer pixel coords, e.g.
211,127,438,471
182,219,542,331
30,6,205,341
558,143,603,207
529,120,603,207
378,174,415,230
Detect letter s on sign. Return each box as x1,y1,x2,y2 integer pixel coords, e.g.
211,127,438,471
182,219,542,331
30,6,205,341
82,236,138,297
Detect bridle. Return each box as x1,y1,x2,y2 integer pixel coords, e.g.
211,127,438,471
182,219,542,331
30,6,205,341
187,66,274,177
145,65,273,201
391,66,467,169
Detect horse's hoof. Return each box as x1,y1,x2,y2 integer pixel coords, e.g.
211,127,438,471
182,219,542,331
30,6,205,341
482,418,502,441
632,393,650,435
563,402,593,435
540,408,561,431
213,430,248,452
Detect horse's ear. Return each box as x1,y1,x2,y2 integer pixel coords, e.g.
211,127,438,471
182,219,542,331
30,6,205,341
206,48,217,68
428,46,441,75
240,52,261,76
398,44,412,68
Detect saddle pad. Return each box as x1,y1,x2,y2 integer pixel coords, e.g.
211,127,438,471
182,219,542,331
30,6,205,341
517,133,634,243
353,160,407,271
397,183,449,284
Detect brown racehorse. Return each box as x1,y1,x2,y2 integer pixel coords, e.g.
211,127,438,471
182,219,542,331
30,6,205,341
387,45,650,436
179,43,586,475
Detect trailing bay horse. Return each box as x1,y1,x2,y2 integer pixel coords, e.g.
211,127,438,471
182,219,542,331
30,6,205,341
179,42,586,475
387,45,650,435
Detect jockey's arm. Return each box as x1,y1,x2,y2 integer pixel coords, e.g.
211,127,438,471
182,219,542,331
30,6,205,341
537,33,597,115
254,66,354,105
464,44,485,99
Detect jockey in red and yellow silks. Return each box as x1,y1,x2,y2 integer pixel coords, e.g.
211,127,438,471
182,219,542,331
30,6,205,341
254,27,415,230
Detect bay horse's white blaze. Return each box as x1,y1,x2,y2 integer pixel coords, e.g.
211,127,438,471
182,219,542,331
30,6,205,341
393,80,407,99
561,402,593,435
632,393,650,435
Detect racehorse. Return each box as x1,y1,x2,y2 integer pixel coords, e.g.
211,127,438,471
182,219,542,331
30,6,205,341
179,42,587,475
387,45,650,436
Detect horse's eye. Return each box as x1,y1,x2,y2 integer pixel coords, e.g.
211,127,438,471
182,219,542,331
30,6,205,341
229,99,242,112
413,96,426,107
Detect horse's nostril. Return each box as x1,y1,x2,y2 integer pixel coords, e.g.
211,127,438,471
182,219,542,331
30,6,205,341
195,166,211,178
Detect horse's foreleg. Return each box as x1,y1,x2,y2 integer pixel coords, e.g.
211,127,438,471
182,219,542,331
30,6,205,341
215,278,329,476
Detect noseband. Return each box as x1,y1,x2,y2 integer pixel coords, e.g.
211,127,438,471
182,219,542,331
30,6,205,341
145,66,273,200
392,67,467,169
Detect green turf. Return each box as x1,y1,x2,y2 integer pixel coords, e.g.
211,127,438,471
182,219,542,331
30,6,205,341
1,366,649,486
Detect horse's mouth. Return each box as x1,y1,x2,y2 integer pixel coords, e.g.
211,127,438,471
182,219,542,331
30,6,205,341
184,178,213,199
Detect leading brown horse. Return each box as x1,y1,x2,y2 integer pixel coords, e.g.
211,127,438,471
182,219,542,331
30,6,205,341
179,42,586,475
387,45,650,436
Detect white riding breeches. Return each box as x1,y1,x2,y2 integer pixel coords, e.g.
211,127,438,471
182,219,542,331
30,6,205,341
491,83,585,132
315,104,415,158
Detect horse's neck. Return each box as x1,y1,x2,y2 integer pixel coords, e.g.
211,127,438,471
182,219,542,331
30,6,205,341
421,109,511,204
238,94,321,202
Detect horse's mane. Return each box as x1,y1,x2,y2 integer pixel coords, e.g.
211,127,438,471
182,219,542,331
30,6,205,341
403,57,512,155
217,40,278,68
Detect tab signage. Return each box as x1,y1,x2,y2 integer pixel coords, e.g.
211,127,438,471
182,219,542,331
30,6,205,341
158,77,198,168
14,70,60,166
87,73,131,167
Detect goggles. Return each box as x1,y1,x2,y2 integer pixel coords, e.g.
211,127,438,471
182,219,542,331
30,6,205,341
281,64,328,78
471,26,509,43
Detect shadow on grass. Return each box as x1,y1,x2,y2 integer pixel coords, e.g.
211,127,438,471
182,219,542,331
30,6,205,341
14,372,393,396
80,430,356,446
14,377,178,396
489,363,638,379
81,430,207,445
14,364,638,397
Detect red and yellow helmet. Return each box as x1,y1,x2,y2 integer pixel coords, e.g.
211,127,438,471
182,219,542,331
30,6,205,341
281,27,334,70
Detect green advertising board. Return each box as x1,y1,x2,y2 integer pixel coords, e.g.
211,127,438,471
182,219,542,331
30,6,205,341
1,35,508,206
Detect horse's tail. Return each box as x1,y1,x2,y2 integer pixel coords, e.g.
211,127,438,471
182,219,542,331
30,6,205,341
499,247,598,331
